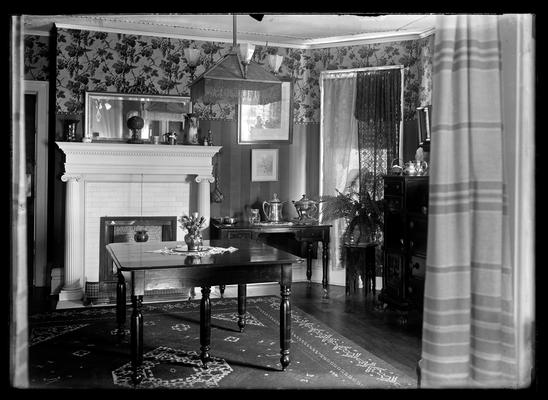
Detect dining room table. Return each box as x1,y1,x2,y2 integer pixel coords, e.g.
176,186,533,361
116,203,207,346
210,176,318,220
106,238,304,385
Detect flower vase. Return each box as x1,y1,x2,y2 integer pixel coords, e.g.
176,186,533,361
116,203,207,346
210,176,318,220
185,232,203,251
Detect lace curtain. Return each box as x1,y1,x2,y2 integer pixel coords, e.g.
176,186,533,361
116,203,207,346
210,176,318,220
319,73,359,271
354,69,402,203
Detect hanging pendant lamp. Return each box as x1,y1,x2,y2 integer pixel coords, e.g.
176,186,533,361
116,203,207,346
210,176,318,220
188,14,282,106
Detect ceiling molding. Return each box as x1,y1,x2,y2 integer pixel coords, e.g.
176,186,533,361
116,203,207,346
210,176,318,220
24,14,436,48
46,22,434,49
24,29,50,36
304,30,434,49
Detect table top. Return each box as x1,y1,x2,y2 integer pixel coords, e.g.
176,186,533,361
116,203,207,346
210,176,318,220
106,238,304,272
211,221,331,230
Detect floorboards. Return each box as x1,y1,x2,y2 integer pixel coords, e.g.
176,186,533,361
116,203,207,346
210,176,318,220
291,283,422,380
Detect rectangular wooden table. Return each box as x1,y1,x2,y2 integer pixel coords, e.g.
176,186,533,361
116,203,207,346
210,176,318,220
211,221,331,298
106,238,304,384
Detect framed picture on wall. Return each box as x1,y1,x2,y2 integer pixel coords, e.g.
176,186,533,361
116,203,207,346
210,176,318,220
251,149,279,182
237,80,293,144
416,105,432,143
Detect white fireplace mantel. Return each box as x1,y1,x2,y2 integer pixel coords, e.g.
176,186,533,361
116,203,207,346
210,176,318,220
57,142,222,177
55,142,221,305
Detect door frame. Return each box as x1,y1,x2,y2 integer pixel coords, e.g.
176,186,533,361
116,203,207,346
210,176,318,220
24,80,49,287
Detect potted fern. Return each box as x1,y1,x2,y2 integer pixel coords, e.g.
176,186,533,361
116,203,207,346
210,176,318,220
319,178,383,244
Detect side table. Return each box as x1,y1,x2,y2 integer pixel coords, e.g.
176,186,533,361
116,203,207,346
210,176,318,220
344,242,378,298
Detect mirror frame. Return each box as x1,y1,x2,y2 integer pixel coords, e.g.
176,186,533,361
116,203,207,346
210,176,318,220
84,91,192,143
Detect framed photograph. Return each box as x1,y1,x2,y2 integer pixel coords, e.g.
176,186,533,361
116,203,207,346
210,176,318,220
416,105,432,143
251,149,279,182
238,80,293,144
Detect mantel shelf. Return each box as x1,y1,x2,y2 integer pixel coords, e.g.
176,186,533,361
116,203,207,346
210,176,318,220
56,142,222,177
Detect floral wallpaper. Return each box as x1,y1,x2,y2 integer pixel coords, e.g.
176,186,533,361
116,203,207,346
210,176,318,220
24,28,433,122
24,35,50,81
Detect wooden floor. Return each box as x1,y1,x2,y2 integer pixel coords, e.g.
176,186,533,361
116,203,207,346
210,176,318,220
291,282,422,381
30,282,422,384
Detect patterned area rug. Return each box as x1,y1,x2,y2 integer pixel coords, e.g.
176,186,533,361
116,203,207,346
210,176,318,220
28,296,416,389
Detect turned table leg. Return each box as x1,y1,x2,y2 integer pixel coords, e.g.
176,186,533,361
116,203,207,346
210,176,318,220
366,245,376,297
116,271,126,334
322,241,330,299
200,286,211,368
237,284,247,332
279,283,291,370
130,295,144,384
306,242,313,282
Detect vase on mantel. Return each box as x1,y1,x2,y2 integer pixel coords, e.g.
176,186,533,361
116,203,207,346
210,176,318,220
184,232,203,251
134,230,149,242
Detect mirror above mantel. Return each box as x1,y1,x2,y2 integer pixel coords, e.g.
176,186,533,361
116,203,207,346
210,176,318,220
85,91,192,143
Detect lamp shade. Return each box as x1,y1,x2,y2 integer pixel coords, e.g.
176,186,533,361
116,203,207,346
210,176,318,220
238,43,255,64
189,51,282,105
184,48,201,67
268,54,284,73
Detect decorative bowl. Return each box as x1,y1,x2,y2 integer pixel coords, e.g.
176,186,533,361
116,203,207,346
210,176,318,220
223,217,237,225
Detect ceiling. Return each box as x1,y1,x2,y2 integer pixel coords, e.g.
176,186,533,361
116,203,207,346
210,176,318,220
22,13,437,48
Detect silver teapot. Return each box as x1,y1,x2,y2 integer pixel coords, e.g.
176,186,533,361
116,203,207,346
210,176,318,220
262,193,287,223
292,194,319,221
404,160,428,176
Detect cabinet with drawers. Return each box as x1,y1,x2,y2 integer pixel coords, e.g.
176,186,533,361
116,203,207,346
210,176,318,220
379,175,428,322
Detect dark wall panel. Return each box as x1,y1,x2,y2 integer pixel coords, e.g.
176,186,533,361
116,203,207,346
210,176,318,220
199,120,318,224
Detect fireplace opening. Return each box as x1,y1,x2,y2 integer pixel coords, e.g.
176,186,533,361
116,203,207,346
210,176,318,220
93,216,192,304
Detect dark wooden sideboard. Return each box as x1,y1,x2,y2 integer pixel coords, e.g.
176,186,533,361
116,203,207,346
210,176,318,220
379,175,428,324
210,221,331,298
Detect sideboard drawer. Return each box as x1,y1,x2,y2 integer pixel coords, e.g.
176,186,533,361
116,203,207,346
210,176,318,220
385,196,402,213
409,255,426,279
384,180,404,196
294,229,326,242
227,231,253,240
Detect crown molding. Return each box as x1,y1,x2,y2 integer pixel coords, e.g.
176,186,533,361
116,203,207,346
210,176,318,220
42,21,434,49
24,29,50,36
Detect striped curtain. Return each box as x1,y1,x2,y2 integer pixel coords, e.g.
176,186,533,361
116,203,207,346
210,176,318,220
10,15,29,387
420,15,517,388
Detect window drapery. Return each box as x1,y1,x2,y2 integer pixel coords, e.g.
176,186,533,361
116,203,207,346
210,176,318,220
419,14,529,388
354,69,401,203
319,73,359,271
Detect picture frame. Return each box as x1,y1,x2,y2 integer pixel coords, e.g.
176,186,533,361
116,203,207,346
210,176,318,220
416,105,432,143
251,149,279,182
237,80,293,144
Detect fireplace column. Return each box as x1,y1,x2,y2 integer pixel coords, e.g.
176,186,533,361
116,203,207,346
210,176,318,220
59,173,84,301
196,175,215,239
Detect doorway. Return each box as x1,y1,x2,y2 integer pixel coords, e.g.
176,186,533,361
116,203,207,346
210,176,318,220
24,80,49,311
